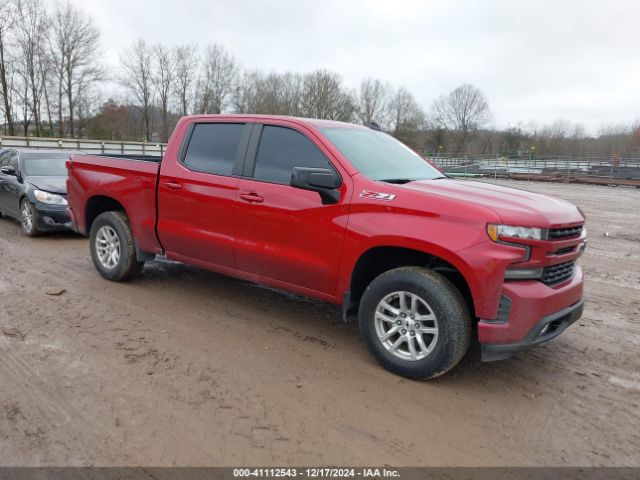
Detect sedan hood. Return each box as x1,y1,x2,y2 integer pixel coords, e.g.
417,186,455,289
403,179,583,227
27,176,67,195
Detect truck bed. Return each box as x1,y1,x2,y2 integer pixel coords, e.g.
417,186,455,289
67,153,163,254
85,154,163,162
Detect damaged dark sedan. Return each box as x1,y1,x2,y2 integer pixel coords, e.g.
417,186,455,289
0,148,80,236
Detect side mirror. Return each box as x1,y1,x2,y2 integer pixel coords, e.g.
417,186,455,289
290,167,342,204
0,166,16,176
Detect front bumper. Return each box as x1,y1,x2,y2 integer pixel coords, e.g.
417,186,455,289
35,203,71,231
478,264,584,361
481,299,584,361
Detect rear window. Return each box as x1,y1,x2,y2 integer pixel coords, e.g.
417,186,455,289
183,123,245,176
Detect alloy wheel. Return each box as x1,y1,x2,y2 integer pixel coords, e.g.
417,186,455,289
95,225,121,269
374,291,439,361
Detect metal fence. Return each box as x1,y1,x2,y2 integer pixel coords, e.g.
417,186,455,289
0,135,167,156
430,154,640,187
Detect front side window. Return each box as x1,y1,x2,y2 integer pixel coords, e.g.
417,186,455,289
7,153,19,171
320,127,443,182
183,123,246,176
253,126,332,184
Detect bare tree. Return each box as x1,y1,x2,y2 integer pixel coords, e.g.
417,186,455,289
173,44,198,117
356,77,390,126
50,1,101,138
232,70,303,116
196,44,238,114
120,38,154,141
385,87,426,149
39,44,55,134
432,83,492,151
0,0,17,135
300,69,354,121
152,44,176,142
14,0,50,136
387,87,425,131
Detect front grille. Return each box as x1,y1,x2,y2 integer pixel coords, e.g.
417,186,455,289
548,225,582,240
542,261,575,286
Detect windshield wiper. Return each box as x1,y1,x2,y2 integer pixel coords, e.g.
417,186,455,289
377,178,415,184
378,176,448,184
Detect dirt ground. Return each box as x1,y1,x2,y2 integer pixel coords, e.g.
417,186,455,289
0,179,638,467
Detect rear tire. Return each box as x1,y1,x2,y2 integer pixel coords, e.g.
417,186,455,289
20,199,40,237
89,211,144,281
359,266,471,380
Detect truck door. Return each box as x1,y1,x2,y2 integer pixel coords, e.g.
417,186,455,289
234,123,350,298
156,122,251,269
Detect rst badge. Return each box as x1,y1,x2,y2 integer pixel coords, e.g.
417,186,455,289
359,190,396,201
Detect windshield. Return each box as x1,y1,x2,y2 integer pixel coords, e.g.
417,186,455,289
22,153,71,176
320,127,444,182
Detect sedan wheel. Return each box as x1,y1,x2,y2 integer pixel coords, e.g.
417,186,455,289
20,200,39,236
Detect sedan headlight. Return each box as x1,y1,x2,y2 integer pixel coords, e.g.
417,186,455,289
34,189,67,206
487,224,542,242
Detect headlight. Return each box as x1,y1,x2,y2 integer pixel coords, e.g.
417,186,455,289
34,189,67,206
487,224,542,242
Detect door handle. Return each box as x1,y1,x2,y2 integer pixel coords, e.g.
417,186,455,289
240,192,264,203
164,181,183,190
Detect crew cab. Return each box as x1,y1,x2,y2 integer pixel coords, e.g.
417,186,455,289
66,115,587,379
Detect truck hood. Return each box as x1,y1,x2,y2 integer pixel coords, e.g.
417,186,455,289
26,176,67,195
403,179,583,227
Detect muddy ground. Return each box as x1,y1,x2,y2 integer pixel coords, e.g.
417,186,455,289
0,180,638,466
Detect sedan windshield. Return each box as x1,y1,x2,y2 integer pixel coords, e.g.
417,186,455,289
22,153,71,176
320,127,444,182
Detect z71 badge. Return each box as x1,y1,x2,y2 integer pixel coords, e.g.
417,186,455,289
359,190,396,201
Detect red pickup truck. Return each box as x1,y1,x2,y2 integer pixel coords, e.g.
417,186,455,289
67,114,586,379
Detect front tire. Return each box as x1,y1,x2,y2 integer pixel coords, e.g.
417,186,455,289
89,211,144,281
359,267,471,380
20,199,40,237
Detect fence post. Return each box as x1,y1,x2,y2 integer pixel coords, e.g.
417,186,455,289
101,142,105,154
609,156,614,187
120,142,124,154
566,161,571,183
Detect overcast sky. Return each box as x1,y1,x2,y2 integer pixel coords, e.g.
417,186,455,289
52,0,640,133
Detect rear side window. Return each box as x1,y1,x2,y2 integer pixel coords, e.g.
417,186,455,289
253,126,331,184
183,123,245,176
